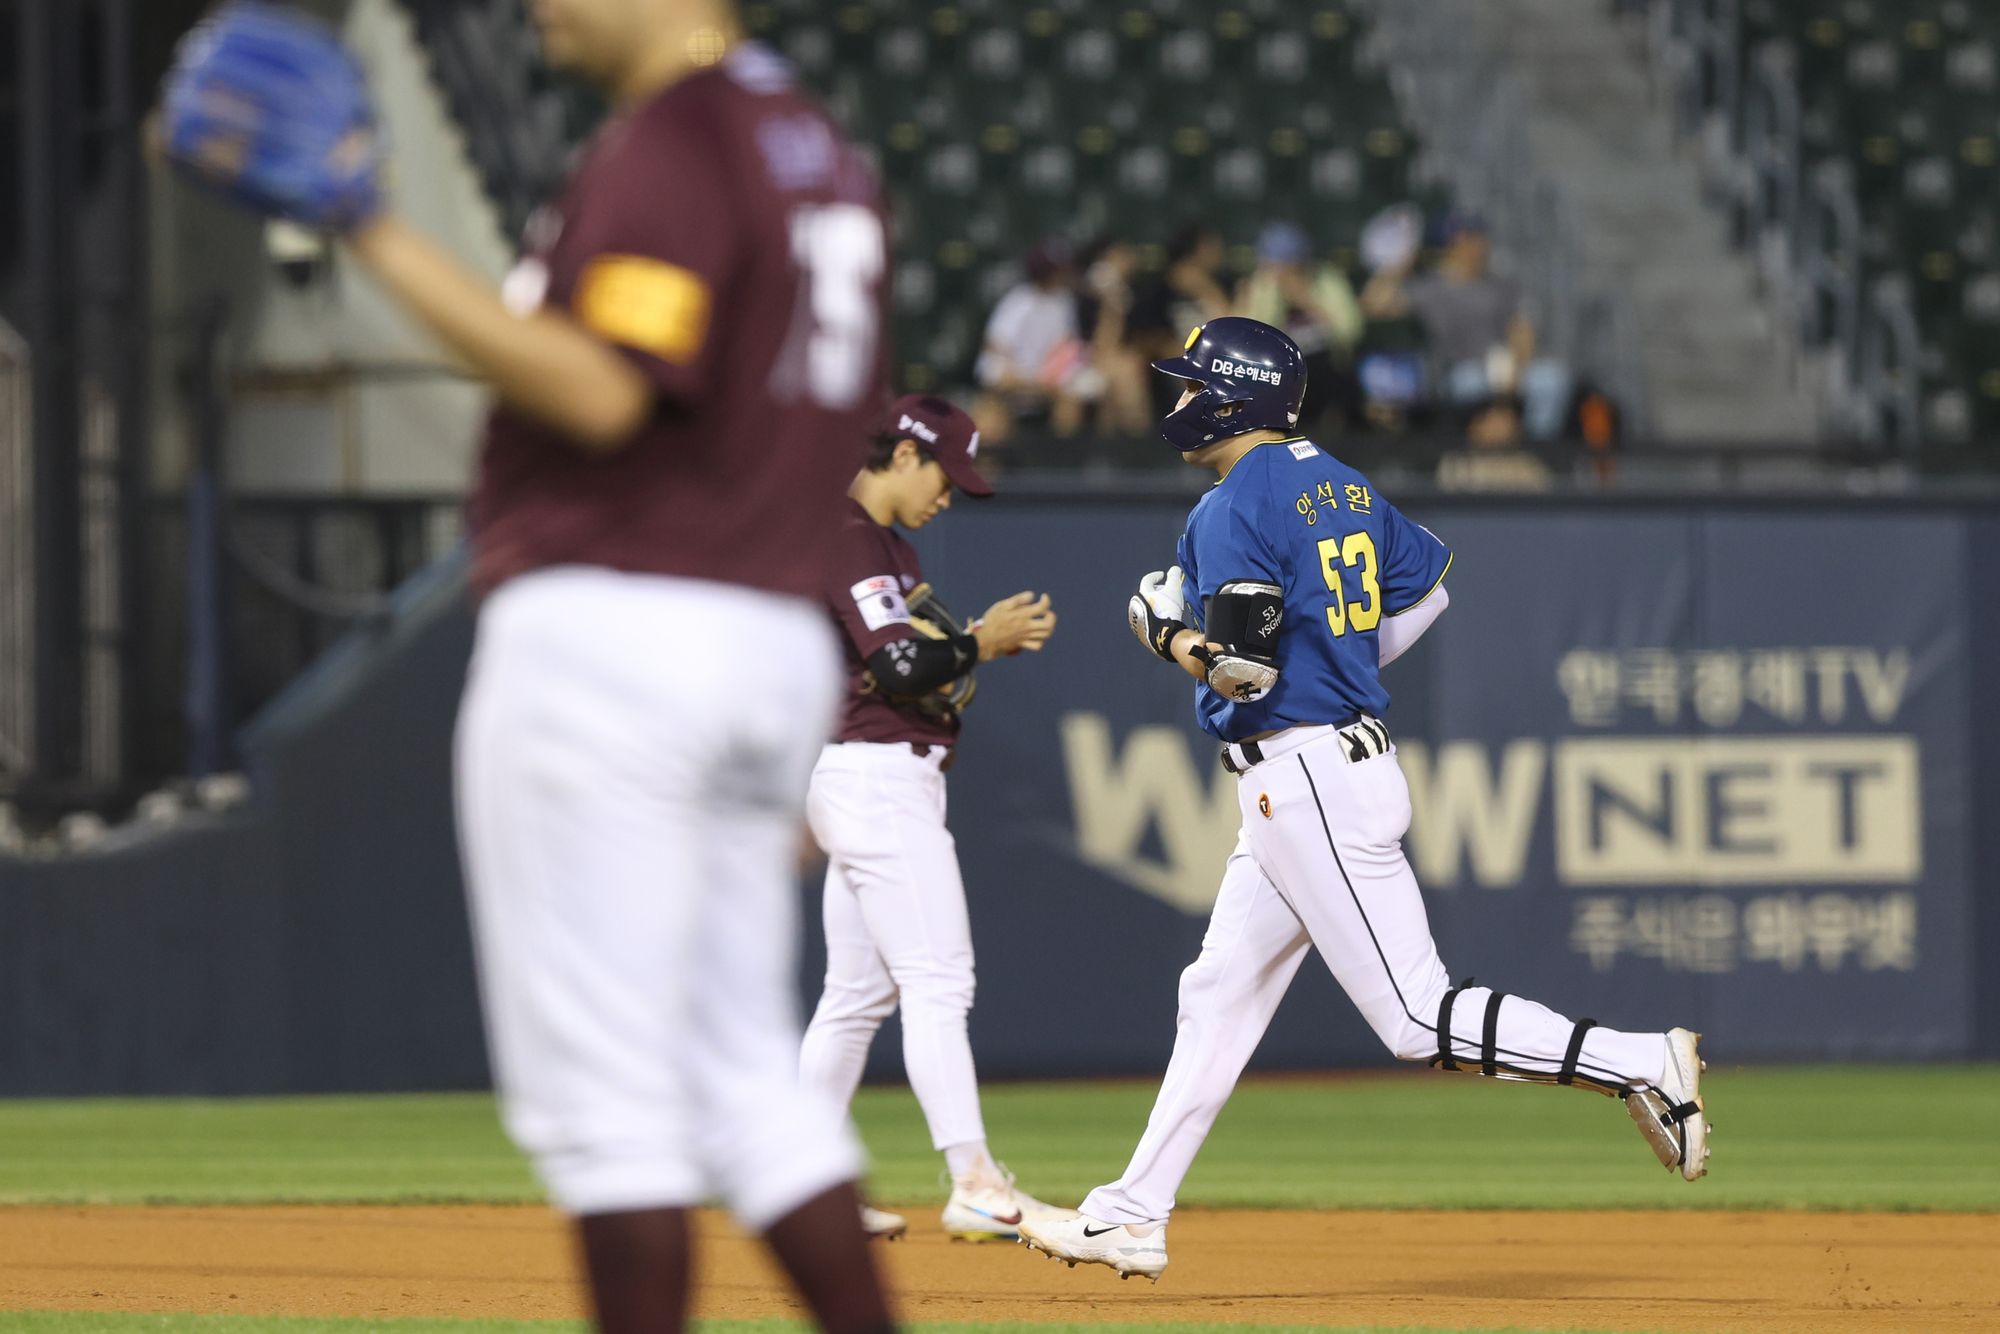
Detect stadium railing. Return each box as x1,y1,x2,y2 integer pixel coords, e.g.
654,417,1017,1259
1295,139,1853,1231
1642,0,1977,449
1350,0,1653,435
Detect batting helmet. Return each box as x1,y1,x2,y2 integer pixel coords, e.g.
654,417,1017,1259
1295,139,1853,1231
1150,316,1308,452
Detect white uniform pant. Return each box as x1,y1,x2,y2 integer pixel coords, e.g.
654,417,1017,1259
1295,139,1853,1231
1083,726,1667,1225
455,568,861,1228
798,742,985,1153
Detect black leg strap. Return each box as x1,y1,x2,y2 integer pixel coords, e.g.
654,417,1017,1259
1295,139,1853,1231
1662,1099,1702,1125
1558,1018,1598,1087
1435,977,1474,1072
1480,992,1508,1077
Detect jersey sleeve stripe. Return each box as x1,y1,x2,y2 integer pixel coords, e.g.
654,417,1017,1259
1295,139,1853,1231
1385,551,1452,616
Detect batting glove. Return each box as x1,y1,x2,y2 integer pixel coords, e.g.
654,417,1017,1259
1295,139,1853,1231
1128,567,1191,662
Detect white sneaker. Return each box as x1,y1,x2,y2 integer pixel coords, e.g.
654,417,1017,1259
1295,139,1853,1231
1018,1212,1168,1282
940,1177,1027,1241
859,1203,907,1241
1627,1027,1710,1181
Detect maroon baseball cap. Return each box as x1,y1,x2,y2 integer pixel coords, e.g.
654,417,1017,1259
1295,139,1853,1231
882,393,993,497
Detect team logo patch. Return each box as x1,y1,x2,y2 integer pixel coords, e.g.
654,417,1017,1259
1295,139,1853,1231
850,575,910,632
1258,793,1272,819
1288,441,1320,460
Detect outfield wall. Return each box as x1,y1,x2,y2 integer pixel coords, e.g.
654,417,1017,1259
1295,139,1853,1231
923,497,1990,1076
3,496,1997,1095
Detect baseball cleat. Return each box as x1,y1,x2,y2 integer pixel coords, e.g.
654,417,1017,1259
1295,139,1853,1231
1663,1027,1710,1181
1627,1027,1709,1181
942,1179,1027,1241
941,1165,1070,1241
1017,1213,1168,1282
1016,1188,1077,1226
859,1203,907,1241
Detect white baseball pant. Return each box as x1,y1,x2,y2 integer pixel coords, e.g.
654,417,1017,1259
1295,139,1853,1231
455,567,861,1228
1083,722,1668,1225
798,741,986,1153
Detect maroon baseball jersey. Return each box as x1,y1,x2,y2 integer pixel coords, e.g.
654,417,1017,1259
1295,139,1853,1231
826,500,961,748
470,43,889,599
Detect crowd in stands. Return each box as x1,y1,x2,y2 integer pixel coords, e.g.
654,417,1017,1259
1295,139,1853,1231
967,206,1623,484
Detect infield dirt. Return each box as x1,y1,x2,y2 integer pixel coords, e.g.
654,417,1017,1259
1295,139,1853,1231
2,1205,1994,1331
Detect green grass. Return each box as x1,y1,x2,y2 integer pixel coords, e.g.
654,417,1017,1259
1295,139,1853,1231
1,1066,1995,1211
0,1091,535,1204
0,1319,582,1334
0,1319,1636,1334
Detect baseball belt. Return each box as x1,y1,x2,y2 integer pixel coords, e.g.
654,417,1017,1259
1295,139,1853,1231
1220,714,1388,774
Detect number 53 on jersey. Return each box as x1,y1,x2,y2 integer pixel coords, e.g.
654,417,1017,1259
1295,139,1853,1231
1318,531,1383,638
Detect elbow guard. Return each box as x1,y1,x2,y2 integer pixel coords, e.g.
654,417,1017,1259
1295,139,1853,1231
1202,580,1284,702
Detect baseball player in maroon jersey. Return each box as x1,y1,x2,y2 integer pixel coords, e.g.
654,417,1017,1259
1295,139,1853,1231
161,0,901,1329
799,395,1067,1243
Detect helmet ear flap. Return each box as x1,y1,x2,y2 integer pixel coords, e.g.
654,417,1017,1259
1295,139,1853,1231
1161,379,1255,450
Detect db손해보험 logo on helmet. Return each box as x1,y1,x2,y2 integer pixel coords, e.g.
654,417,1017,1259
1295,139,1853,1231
1211,358,1283,385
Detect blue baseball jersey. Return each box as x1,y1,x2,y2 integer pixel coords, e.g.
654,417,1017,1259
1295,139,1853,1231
1177,438,1450,742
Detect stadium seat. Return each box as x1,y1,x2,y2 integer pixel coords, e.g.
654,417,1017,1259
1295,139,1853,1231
402,0,1440,396
1703,0,2000,442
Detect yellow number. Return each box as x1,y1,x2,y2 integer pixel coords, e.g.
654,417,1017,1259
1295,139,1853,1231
1318,537,1347,635
1342,530,1382,632
1317,531,1382,638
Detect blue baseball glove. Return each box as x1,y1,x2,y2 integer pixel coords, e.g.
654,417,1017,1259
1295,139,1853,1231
162,2,384,232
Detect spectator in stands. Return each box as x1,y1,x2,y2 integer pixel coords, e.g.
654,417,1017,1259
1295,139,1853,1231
973,238,1104,444
1077,235,1153,435
1129,223,1232,359
1364,210,1572,443
1235,222,1365,431
1351,204,1431,434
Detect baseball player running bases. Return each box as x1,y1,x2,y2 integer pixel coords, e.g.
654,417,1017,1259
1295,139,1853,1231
801,395,1068,1242
1018,318,1709,1283
165,1,901,1330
